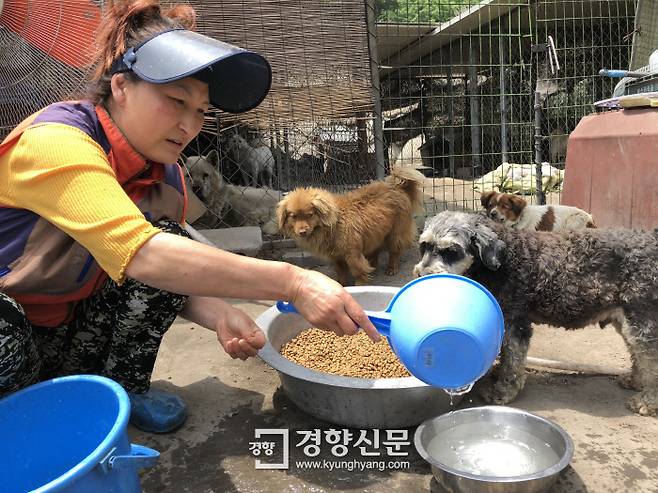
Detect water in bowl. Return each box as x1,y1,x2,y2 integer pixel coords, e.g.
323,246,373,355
427,421,560,477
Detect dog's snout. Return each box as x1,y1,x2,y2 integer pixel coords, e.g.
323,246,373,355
413,260,442,278
489,210,505,222
295,224,310,236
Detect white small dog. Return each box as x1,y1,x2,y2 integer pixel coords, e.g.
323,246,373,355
185,151,229,223
227,134,275,188
184,152,280,234
480,191,595,232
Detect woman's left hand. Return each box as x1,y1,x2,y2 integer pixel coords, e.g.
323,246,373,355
180,296,266,360
214,304,266,360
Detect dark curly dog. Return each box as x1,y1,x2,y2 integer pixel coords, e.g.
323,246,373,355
413,211,658,416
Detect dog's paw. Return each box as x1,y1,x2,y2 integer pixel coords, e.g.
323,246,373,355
617,372,642,391
478,374,525,405
384,266,399,276
627,390,658,417
366,256,379,270
355,274,373,285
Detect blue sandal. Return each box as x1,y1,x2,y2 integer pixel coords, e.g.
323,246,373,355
128,388,187,433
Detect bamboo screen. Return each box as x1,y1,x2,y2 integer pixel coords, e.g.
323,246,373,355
192,0,374,128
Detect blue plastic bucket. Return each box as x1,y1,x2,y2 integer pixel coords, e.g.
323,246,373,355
0,375,159,493
278,274,504,390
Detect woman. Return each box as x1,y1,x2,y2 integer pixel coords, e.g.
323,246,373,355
0,0,378,433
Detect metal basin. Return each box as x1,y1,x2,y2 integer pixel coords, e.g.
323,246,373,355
414,406,574,493
256,286,461,428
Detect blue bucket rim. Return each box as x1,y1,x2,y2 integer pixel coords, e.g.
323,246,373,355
1,374,130,493
387,273,505,343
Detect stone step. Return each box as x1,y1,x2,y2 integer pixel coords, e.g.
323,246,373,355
280,250,326,268
195,226,263,256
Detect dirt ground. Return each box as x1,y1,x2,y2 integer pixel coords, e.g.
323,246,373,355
134,247,658,493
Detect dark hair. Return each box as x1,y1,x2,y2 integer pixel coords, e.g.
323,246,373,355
86,0,196,104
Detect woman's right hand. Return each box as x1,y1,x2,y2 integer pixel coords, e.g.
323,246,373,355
289,269,381,342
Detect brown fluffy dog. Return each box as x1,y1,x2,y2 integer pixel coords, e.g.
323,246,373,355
277,168,425,285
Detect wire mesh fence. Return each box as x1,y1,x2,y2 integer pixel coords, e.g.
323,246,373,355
377,0,534,214
183,0,637,229
0,0,640,237
376,0,636,214
0,0,97,137
535,0,636,202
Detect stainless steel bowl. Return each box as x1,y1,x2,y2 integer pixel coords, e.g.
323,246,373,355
414,406,574,493
256,286,461,428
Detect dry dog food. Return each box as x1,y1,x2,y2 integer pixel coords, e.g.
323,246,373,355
280,328,410,379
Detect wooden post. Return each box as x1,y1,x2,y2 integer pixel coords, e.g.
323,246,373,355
365,0,385,180
283,127,291,190
534,91,546,205
356,112,370,180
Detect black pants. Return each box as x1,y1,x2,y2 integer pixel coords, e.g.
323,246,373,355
0,219,188,397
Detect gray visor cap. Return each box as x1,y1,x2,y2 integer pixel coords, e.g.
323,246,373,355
121,30,272,113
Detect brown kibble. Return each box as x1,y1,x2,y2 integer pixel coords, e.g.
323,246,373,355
279,328,410,379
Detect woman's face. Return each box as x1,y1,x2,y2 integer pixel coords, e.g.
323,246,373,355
109,75,209,164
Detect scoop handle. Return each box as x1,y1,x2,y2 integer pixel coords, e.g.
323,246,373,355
275,300,300,313
275,301,391,337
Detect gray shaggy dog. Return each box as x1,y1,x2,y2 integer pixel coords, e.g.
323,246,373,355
413,211,658,416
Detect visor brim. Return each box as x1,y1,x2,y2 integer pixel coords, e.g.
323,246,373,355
129,30,272,113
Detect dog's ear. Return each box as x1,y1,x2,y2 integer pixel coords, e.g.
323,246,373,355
470,223,506,271
507,194,527,215
276,198,290,233
206,150,220,169
480,191,497,210
311,194,338,226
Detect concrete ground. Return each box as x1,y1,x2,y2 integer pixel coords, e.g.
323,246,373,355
134,247,658,493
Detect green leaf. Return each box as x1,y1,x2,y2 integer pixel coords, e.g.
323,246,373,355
376,0,477,24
